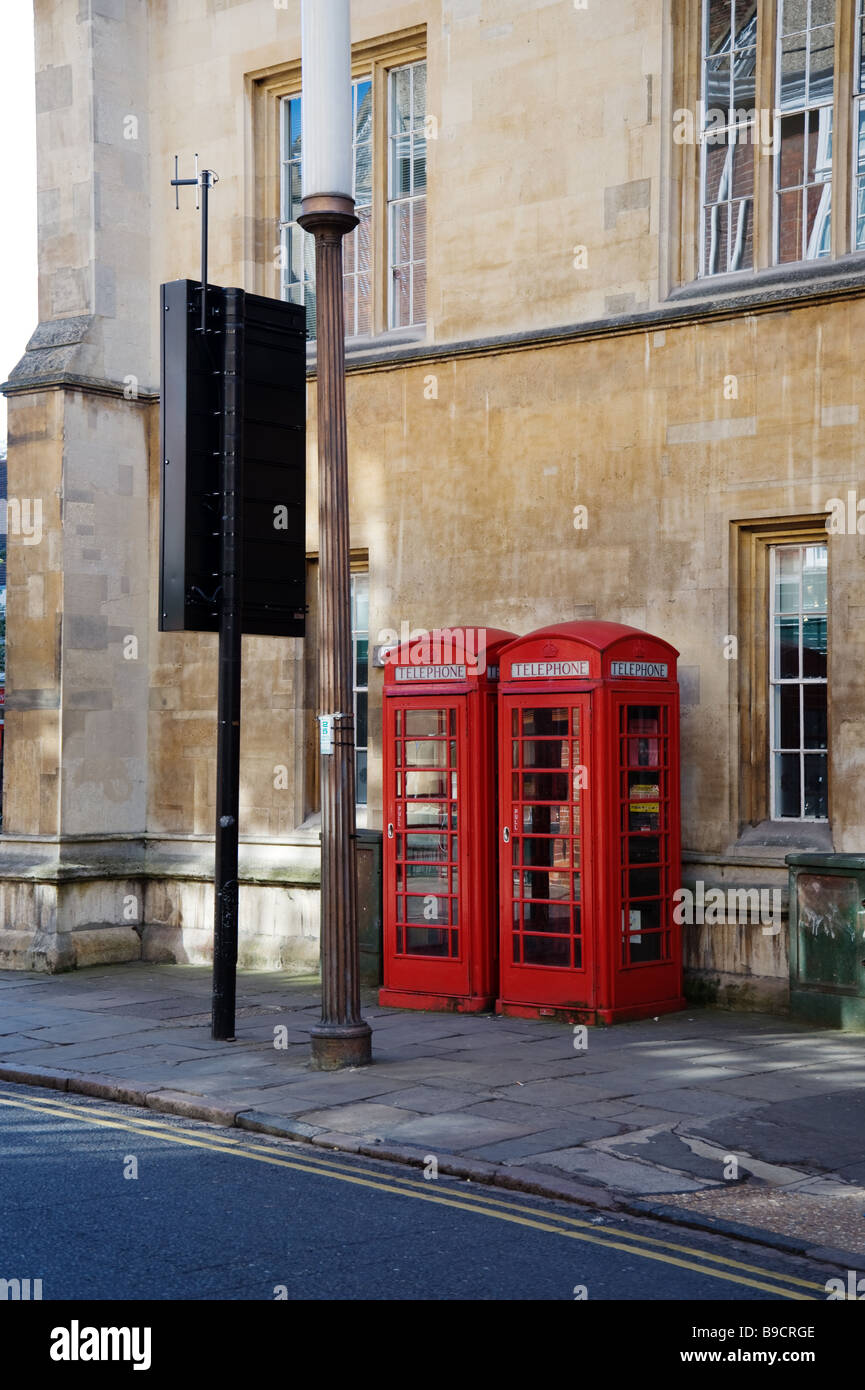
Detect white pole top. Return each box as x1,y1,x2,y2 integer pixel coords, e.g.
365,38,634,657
301,0,353,202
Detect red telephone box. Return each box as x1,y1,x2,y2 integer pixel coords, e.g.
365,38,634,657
497,621,685,1024
380,627,517,1012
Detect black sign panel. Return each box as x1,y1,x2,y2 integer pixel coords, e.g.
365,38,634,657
159,280,306,637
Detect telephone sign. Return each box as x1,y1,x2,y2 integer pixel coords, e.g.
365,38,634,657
609,661,668,678
511,661,590,678
395,665,467,681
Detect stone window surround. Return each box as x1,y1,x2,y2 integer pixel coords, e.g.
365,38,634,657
248,24,427,347
671,0,860,288
731,513,834,849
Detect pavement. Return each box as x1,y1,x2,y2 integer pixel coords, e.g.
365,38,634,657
1,961,864,1272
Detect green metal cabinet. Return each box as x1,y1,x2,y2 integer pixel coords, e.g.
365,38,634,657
787,853,865,1030
356,828,383,987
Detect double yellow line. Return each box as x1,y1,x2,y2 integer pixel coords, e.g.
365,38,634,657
0,1088,827,1299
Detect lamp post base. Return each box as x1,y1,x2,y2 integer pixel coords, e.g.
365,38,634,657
309,1021,373,1071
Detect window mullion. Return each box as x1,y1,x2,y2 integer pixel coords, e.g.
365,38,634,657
754,0,777,269
372,59,389,336
769,545,777,821
801,547,812,817
386,60,427,329
854,7,863,250
832,0,854,257
774,0,837,265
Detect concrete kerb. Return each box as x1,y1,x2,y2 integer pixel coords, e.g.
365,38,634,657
0,1063,69,1092
0,1061,858,1273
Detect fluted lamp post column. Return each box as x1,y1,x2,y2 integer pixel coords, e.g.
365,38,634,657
298,0,372,1070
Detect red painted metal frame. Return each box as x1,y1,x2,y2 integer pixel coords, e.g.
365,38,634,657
498,692,594,1014
379,629,516,1012
496,621,685,1025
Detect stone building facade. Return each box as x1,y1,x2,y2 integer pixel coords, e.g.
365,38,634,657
1,0,863,1013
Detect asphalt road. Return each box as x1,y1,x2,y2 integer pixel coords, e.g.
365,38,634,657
0,1084,838,1302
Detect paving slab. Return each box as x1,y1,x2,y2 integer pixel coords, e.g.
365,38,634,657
64,1052,214,1078
608,1129,737,1182
169,1051,290,1074
30,991,179,1011
749,1089,865,1139
491,1079,624,1110
369,1059,506,1088
832,1158,865,1184
593,1104,707,1127
142,1071,300,1096
168,1064,305,1090
379,1085,486,1113
610,1088,768,1117
361,1030,468,1051
412,1038,543,1060
691,1072,848,1102
465,1127,624,1163
365,1016,474,1036
459,1098,627,1141
15,1017,162,1044
1,1038,132,1063
510,1035,590,1056
0,1015,66,1034
379,1110,541,1150
229,1024,314,1045
0,1035,62,1056
419,1062,611,1089
681,1050,803,1069
511,1147,710,1195
502,1058,594,1081
2,1041,214,1067
119,1025,225,1047
331,1057,486,1082
206,1085,335,1113
691,1106,865,1170
569,1066,753,1095
295,1102,421,1137
368,1042,465,1062
480,1020,567,1039
262,1074,419,1106
795,1069,865,1092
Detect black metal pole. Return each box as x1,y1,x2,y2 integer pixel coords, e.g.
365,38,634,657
212,286,244,1041
170,164,216,339
200,174,209,333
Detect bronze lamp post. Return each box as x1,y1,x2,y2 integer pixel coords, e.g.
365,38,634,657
298,0,372,1070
